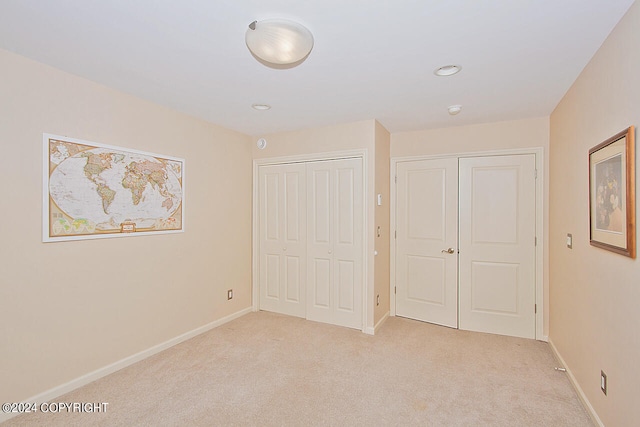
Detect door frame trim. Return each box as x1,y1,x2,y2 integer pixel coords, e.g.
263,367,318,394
390,147,545,340
253,149,369,333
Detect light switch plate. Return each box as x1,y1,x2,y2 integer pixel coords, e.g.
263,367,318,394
566,233,572,249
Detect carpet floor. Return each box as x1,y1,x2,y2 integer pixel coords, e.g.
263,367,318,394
6,311,592,426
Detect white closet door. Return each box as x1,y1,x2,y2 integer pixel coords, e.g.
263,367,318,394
459,154,536,339
258,163,306,318
306,158,363,329
395,158,459,328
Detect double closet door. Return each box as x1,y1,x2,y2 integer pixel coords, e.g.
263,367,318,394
258,158,363,330
395,154,537,339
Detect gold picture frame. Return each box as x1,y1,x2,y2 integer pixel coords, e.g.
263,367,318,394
589,126,635,258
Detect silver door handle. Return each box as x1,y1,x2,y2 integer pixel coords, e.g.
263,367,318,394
441,248,455,254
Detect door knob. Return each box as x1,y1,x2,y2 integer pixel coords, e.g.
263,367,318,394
441,248,455,254
283,247,287,251
328,250,332,254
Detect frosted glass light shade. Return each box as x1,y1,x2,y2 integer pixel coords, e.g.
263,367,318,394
246,19,314,67
448,105,462,115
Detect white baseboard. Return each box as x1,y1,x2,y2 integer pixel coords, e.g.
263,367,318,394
548,338,604,427
0,307,252,424
364,311,390,335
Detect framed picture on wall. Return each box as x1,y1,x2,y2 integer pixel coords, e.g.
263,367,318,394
589,126,635,258
43,134,185,242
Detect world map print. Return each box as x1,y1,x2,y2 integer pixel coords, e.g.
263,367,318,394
44,135,184,241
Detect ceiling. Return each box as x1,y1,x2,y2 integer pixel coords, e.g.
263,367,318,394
0,1,635,137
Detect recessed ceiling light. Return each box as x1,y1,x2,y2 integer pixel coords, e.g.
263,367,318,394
434,65,462,77
252,104,271,111
448,105,462,115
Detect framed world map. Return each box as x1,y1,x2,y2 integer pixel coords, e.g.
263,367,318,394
43,134,185,242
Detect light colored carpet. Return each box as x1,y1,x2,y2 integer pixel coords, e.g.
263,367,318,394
6,312,592,426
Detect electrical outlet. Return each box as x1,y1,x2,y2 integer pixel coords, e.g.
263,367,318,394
227,289,233,300
601,370,607,395
376,294,380,306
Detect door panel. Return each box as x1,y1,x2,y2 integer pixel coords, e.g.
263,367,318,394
471,262,519,313
471,167,519,244
337,168,355,244
459,155,536,339
265,254,280,299
311,169,331,244
307,164,332,314
406,255,445,305
408,169,446,240
312,258,331,308
395,158,458,328
307,158,363,329
265,173,280,241
258,164,306,318
285,172,303,241
337,260,355,311
285,256,301,302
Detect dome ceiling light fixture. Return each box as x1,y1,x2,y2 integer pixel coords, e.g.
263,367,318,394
245,18,314,69
434,65,462,76
448,105,462,115
251,103,271,111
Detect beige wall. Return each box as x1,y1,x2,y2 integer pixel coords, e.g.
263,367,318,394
252,120,375,160
253,120,384,331
0,49,253,404
374,121,391,325
549,2,640,425
391,117,550,158
391,117,551,337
